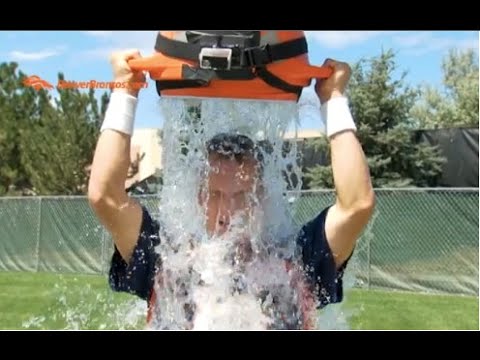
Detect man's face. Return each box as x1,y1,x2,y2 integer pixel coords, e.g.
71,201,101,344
199,153,262,237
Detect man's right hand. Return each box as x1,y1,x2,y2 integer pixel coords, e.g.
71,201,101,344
110,49,146,98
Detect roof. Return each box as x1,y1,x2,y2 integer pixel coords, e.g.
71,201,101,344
284,129,324,140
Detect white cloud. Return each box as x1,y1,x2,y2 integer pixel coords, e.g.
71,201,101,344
79,31,158,61
458,37,479,51
83,31,114,37
393,31,479,56
305,31,386,49
393,31,433,47
78,47,121,61
8,47,65,61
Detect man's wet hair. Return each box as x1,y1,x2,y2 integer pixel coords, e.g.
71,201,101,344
206,133,272,165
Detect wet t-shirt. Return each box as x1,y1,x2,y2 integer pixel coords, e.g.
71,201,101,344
109,206,351,328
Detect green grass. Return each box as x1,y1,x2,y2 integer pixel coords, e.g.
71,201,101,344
0,271,477,330
344,288,478,330
0,271,143,330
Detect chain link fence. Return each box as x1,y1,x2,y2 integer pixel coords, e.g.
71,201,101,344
0,189,478,296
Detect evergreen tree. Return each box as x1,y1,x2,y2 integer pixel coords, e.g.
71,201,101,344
305,50,445,188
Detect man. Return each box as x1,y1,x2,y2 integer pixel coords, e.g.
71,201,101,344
88,50,375,329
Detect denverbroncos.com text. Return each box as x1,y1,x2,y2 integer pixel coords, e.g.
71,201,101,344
58,80,148,90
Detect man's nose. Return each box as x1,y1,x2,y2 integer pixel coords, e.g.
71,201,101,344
218,214,230,228
217,198,232,228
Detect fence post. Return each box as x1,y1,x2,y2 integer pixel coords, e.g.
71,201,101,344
101,228,106,275
35,197,42,273
367,234,371,290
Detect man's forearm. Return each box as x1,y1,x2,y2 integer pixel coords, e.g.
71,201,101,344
89,92,138,201
89,130,131,199
323,96,374,211
330,130,373,211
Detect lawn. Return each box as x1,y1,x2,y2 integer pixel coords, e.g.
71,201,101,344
0,271,477,330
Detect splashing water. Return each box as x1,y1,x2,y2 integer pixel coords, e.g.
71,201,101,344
144,96,352,330
22,276,146,330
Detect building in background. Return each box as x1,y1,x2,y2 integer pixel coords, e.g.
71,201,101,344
125,128,163,194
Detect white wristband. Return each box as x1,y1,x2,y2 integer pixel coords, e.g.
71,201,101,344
320,96,357,138
100,92,138,136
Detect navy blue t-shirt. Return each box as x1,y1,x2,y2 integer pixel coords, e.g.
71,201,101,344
109,206,350,312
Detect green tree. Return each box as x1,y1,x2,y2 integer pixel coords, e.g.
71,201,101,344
19,73,109,195
0,62,42,195
411,48,479,129
304,49,445,189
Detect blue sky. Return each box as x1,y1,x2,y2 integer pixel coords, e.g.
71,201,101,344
1,31,478,131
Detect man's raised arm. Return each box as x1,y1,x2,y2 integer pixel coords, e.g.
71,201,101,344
88,49,146,263
316,59,375,268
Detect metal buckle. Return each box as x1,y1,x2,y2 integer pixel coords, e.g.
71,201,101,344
199,47,232,70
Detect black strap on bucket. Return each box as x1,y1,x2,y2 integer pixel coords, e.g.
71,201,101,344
155,31,307,98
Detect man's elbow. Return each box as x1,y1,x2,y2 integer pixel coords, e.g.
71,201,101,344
88,181,107,210
341,190,375,220
87,178,120,210
352,190,375,219
88,177,129,212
